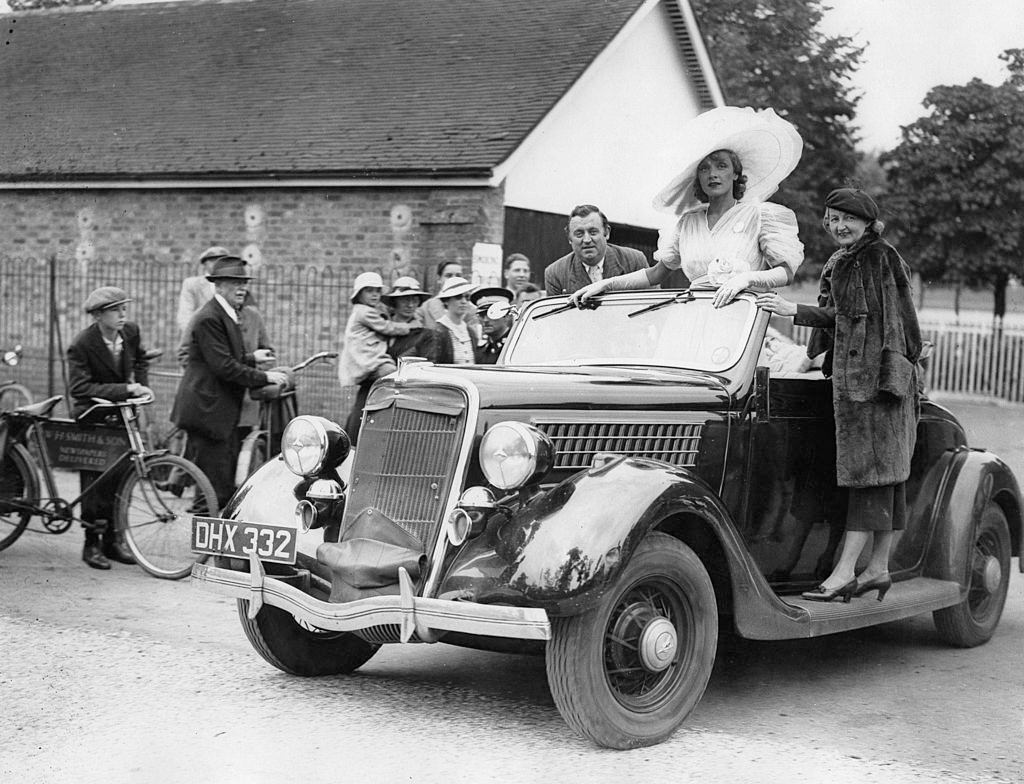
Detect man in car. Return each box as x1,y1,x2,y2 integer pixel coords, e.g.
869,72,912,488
170,256,288,510
544,204,648,296
470,286,515,364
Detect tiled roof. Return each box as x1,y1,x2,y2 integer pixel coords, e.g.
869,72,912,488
0,0,660,181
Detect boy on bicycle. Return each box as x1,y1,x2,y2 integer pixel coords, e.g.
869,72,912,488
68,286,153,570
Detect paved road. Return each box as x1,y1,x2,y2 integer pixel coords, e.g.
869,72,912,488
1,397,1021,783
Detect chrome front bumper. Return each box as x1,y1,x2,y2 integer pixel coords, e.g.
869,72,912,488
191,553,551,642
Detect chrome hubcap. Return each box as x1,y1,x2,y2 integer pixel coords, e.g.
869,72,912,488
980,554,1002,594
638,617,677,672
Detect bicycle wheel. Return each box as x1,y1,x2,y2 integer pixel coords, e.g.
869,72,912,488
117,454,217,579
235,430,269,486
0,383,32,413
0,443,38,551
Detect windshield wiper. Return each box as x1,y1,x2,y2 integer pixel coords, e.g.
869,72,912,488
533,298,601,320
627,290,693,318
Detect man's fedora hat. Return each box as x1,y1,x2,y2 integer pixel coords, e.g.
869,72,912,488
83,286,132,313
205,256,252,281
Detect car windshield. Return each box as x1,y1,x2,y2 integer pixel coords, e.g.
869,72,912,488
506,291,758,373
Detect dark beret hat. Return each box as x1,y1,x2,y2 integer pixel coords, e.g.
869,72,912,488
83,286,131,313
205,256,252,281
824,188,879,221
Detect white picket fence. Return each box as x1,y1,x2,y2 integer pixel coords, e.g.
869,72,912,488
791,316,1024,404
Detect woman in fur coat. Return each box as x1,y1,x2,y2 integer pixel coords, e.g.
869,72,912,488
757,188,922,603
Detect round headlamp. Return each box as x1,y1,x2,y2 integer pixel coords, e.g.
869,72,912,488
478,422,553,490
281,416,350,477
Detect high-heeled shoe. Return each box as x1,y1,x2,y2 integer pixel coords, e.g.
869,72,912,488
801,578,857,603
853,574,892,601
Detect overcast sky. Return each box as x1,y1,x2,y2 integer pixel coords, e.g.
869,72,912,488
819,0,1024,151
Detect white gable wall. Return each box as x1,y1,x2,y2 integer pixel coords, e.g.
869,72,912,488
497,0,714,232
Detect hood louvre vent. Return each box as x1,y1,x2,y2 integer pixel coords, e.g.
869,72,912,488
537,421,703,470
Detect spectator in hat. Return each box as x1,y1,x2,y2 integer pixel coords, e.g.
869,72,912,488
470,286,515,364
176,246,228,334
170,257,288,509
384,276,452,365
338,272,416,444
68,286,154,569
419,260,480,332
434,276,479,364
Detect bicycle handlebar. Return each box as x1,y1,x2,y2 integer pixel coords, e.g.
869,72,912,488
289,351,338,373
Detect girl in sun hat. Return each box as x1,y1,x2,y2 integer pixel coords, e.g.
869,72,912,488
571,106,805,309
337,272,414,391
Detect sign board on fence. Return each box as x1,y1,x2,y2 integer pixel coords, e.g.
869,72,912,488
41,421,130,471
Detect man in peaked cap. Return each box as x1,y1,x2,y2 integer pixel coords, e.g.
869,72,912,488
469,286,515,364
170,257,288,510
68,286,154,569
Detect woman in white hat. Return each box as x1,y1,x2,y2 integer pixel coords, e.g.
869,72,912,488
434,276,479,365
572,106,805,308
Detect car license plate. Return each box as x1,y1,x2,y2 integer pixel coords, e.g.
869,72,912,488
191,516,297,565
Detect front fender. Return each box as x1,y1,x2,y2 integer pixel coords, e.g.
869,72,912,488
438,457,743,615
924,448,1023,583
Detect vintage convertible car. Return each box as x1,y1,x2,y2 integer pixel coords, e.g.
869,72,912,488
191,289,1022,749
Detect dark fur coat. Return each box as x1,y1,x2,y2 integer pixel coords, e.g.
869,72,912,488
795,234,922,487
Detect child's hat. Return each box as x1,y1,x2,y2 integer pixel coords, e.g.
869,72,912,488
351,271,385,303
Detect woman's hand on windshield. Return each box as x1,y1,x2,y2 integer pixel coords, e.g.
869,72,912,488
712,272,753,308
569,279,608,307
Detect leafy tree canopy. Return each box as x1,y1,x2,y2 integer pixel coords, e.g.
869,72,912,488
690,0,864,277
882,49,1024,317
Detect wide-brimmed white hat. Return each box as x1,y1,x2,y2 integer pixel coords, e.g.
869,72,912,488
653,106,803,215
350,271,385,303
384,276,431,304
437,276,476,300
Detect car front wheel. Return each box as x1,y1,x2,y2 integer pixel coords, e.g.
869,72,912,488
933,501,1011,647
238,601,380,676
545,532,717,749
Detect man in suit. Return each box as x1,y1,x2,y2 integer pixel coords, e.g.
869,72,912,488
68,286,154,569
170,257,288,509
544,204,649,296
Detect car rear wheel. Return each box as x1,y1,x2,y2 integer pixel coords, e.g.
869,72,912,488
545,532,717,749
238,601,380,676
933,501,1011,647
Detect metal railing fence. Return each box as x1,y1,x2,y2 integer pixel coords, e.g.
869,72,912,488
792,319,1024,404
0,254,358,429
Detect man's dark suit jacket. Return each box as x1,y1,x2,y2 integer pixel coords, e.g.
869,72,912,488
543,244,649,297
170,298,269,441
67,322,149,419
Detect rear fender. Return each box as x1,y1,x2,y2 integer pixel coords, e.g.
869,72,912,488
924,448,1023,582
439,457,757,615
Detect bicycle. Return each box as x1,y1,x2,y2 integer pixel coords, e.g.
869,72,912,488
0,391,217,579
235,350,338,483
1,345,33,412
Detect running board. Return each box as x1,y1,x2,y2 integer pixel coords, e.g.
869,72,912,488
778,577,963,638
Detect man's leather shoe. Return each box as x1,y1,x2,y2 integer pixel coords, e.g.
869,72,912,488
83,543,111,570
102,537,136,565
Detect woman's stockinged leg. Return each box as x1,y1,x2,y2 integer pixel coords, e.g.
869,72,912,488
822,530,872,589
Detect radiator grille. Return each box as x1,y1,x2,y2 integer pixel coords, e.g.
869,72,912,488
346,401,464,548
537,421,703,470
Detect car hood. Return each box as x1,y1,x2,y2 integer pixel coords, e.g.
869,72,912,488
389,363,733,412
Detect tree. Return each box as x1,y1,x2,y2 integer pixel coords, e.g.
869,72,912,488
689,0,864,277
882,50,1024,318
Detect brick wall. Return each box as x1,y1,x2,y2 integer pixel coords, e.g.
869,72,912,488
0,183,506,429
